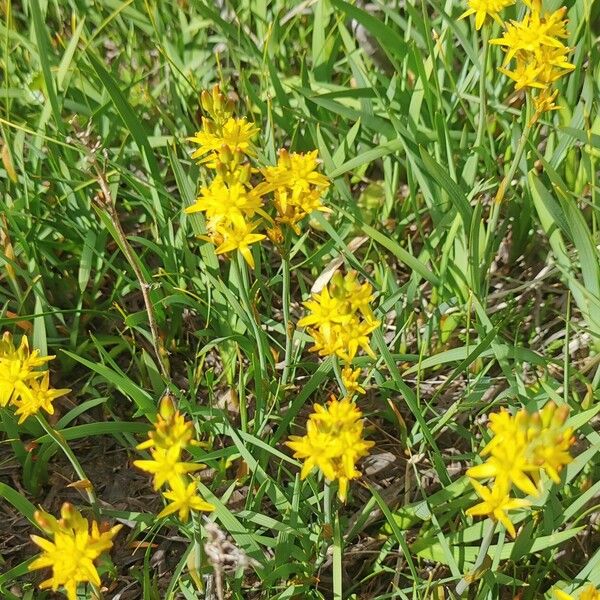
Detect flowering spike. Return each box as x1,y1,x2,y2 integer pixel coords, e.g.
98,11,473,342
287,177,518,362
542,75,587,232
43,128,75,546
466,403,576,536
299,271,380,363
286,396,374,501
490,4,574,92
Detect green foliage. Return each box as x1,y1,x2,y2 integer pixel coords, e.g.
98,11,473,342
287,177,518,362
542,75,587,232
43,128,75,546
0,0,599,599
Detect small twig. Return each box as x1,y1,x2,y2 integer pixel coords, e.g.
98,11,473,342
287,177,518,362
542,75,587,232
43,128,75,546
93,166,170,380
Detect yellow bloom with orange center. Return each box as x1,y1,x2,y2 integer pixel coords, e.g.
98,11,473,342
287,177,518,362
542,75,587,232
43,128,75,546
286,396,374,501
29,503,121,600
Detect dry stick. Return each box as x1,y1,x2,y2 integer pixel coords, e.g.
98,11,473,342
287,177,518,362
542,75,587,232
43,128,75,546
94,167,170,380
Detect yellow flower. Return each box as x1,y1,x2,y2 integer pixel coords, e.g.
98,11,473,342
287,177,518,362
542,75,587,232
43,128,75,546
0,332,53,407
134,445,204,491
286,396,374,501
466,403,575,536
258,149,330,232
531,88,560,119
459,0,515,30
12,371,70,424
498,46,574,90
336,317,380,363
490,4,574,90
185,178,263,226
341,366,366,396
333,271,376,320
136,394,197,452
530,402,575,483
491,7,569,64
466,480,529,538
214,219,266,269
298,286,351,338
554,584,600,600
157,477,214,521
29,503,121,600
470,403,575,493
188,117,259,165
467,438,540,496
299,272,380,364
199,85,236,127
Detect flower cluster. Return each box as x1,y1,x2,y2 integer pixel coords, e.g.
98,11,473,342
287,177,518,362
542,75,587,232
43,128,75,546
491,1,574,115
466,402,575,537
256,149,330,233
0,331,69,424
555,585,600,600
29,502,121,600
185,85,330,267
299,271,380,365
134,395,214,521
286,396,374,501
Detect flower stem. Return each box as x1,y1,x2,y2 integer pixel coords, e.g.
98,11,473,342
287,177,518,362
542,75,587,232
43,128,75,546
475,27,490,150
483,97,533,291
455,518,495,596
331,356,346,396
493,118,533,207
190,512,205,593
332,512,343,600
233,253,268,426
36,414,98,515
281,233,294,387
324,479,332,526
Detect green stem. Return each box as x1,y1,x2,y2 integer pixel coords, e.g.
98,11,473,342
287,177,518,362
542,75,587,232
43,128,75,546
190,512,205,593
483,97,534,292
492,96,533,207
475,27,490,149
90,582,103,600
281,234,294,387
455,518,495,596
323,480,332,526
332,512,343,600
36,414,98,514
233,253,267,425
331,356,346,397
